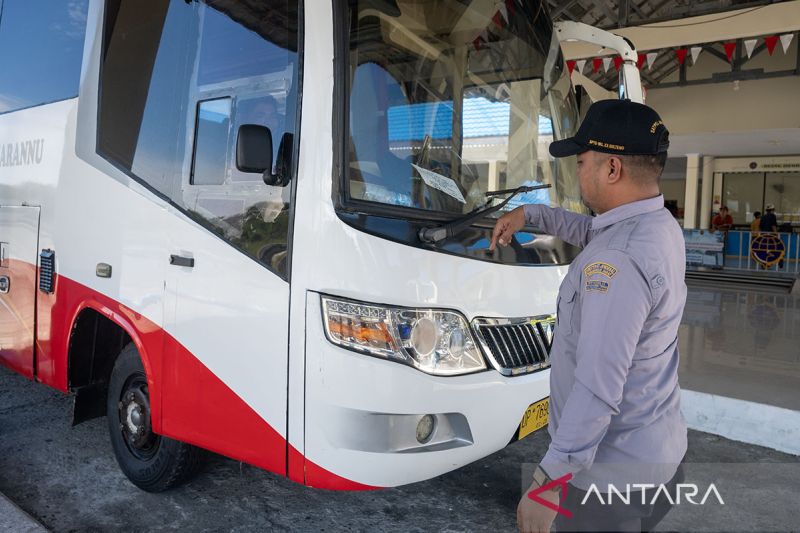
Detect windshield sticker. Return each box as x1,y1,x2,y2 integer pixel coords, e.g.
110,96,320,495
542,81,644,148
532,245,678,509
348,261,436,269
412,164,466,204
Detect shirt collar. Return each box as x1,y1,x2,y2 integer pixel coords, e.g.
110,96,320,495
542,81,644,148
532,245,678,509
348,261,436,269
591,195,665,230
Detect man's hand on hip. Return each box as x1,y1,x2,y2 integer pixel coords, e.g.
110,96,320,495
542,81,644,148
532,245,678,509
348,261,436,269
490,207,526,251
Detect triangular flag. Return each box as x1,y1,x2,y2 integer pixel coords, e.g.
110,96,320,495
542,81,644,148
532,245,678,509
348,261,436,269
567,60,576,75
780,33,794,54
637,54,645,69
744,39,757,59
592,57,602,73
646,52,658,70
602,57,612,72
764,35,779,55
613,56,623,71
576,59,586,74
690,46,702,65
473,36,483,51
505,0,516,17
493,11,503,28
675,48,688,65
496,2,508,23
724,41,737,61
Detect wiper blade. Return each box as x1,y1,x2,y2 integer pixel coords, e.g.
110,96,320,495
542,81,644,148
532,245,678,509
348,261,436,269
418,184,551,244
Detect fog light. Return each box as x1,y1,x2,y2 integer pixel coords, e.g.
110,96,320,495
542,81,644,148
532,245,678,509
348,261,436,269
416,414,436,444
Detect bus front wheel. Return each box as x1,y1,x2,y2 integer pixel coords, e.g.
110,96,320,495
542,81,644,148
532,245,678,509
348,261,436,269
106,343,203,492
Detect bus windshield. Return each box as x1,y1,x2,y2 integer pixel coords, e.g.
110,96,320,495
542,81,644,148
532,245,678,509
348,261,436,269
343,0,589,219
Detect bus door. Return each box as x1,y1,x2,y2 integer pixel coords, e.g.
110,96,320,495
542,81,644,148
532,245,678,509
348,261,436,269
0,206,41,379
156,0,300,473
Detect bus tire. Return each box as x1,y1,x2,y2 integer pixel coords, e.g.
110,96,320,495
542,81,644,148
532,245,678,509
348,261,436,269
107,343,203,492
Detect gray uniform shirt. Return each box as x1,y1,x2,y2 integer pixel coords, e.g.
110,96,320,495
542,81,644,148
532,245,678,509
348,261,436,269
523,195,688,490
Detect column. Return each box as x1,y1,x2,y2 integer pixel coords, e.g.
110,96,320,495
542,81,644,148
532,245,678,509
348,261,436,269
683,154,701,229
699,156,715,230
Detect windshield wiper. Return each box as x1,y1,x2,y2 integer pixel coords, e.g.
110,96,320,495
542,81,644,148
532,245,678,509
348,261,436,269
418,184,552,244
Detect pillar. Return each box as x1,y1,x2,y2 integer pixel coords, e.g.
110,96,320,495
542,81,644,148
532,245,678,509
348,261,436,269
683,154,701,229
699,156,715,230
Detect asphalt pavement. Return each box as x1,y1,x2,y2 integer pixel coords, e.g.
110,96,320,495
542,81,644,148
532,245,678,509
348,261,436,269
1,365,798,532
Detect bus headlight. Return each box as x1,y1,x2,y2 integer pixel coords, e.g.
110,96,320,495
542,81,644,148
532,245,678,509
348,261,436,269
322,296,487,376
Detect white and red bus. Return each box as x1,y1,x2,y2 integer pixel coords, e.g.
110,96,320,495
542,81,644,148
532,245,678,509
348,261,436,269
0,0,587,491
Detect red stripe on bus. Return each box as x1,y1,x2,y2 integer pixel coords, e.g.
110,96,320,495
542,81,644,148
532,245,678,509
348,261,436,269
1,259,378,491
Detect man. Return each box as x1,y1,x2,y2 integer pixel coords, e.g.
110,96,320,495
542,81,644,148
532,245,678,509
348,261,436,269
711,206,733,232
490,100,687,533
759,204,778,233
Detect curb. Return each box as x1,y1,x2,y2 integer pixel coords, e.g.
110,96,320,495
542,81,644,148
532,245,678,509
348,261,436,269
0,492,48,533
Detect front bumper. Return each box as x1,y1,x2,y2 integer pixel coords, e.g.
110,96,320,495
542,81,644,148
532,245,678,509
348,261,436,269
303,293,550,488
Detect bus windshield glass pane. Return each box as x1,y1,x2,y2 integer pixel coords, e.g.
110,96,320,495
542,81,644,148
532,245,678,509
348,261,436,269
344,0,588,218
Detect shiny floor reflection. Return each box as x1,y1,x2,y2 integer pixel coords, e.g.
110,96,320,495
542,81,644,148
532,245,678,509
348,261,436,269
679,283,800,411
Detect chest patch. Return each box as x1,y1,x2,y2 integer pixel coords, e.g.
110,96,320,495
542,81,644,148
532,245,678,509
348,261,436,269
583,262,618,278
585,280,610,293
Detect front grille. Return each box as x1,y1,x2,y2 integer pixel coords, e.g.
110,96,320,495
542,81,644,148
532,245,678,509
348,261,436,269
472,316,555,376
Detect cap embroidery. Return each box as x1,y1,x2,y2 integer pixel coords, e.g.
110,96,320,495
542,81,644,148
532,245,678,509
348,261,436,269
650,120,663,133
588,139,625,151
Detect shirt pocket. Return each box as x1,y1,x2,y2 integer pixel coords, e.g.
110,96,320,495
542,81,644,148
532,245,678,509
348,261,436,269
556,282,578,337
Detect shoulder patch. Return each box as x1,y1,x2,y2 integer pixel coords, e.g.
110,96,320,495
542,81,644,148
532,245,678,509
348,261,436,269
585,280,609,293
583,262,618,278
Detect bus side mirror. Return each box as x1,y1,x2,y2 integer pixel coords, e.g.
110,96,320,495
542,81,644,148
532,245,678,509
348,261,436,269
273,132,294,187
236,124,273,175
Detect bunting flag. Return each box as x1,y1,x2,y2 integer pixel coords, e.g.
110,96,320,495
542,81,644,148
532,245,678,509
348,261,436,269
505,0,516,17
496,1,509,24
743,39,757,59
690,46,702,65
724,41,737,61
473,36,483,51
764,35,779,55
493,11,503,28
570,33,796,82
780,33,794,54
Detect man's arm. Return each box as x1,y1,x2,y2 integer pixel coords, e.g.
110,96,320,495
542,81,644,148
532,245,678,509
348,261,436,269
539,249,652,481
490,204,593,252
522,204,593,248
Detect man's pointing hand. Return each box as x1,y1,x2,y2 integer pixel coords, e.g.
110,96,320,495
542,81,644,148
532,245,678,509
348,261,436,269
490,206,526,252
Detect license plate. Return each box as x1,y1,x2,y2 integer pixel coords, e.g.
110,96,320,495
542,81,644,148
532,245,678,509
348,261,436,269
518,398,549,440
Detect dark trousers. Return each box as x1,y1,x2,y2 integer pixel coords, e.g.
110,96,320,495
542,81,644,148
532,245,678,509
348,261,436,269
554,465,685,533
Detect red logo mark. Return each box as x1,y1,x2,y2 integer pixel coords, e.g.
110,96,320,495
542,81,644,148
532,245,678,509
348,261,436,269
528,473,573,518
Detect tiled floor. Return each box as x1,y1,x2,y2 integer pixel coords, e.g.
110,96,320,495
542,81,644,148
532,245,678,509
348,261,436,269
679,282,800,412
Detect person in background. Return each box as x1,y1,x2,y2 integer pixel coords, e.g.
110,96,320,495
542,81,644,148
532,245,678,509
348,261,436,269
711,206,733,232
760,204,778,233
750,211,761,235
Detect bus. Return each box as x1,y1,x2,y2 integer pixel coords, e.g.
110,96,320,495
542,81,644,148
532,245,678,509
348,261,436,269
0,0,588,492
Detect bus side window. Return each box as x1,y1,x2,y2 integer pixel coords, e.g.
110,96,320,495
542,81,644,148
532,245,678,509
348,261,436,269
191,98,232,186
0,0,89,113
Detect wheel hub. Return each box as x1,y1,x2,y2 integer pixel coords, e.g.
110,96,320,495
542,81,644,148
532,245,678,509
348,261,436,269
118,383,155,452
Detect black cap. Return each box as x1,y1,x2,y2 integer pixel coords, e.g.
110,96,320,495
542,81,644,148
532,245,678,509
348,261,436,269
549,99,669,158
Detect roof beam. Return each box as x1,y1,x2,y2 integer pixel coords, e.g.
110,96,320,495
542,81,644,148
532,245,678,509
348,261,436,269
618,0,629,28
552,0,581,19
